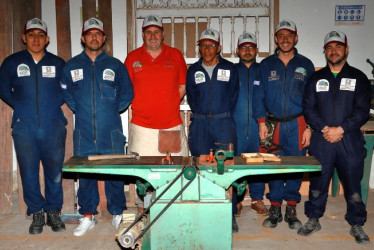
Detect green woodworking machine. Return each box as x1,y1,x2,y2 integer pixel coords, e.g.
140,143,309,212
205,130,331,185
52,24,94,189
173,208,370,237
63,150,321,250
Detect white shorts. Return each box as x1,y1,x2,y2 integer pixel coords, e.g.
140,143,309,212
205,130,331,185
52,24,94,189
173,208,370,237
128,123,189,156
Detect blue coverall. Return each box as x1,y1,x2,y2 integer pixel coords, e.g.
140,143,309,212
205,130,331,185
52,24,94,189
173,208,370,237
186,55,239,213
303,63,370,225
253,48,314,204
61,51,134,216
0,50,66,215
233,61,265,200
186,56,239,156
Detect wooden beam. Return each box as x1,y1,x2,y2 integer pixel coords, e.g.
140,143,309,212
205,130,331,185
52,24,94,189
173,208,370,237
55,0,75,214
82,0,96,22
274,0,279,32
0,0,14,215
13,0,41,54
98,0,113,56
126,0,134,52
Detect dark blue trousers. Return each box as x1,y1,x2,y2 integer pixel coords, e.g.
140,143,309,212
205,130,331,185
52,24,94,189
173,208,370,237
305,132,367,225
266,119,304,204
12,121,66,215
77,148,127,216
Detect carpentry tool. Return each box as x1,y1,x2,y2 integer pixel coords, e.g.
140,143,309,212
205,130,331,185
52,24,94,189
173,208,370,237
63,152,321,249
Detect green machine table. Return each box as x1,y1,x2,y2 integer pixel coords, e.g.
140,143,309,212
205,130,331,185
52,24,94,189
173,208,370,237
63,155,321,250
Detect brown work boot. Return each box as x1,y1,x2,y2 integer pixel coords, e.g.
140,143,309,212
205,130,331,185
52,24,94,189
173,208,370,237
235,202,243,216
250,200,269,215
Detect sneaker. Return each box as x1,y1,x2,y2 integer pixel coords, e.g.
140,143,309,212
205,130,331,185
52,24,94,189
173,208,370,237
284,205,302,230
232,215,239,233
46,210,66,232
73,216,96,236
263,205,282,228
250,200,269,215
297,218,321,236
112,214,122,230
29,210,45,234
350,225,370,244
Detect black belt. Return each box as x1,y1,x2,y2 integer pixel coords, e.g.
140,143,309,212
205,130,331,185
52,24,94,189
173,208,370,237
267,113,303,122
191,112,231,120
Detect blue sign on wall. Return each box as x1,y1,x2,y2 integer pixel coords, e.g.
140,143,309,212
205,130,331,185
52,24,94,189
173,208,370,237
335,5,365,25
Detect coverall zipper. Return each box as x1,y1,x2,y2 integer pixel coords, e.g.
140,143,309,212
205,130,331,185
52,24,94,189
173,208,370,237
246,67,250,139
209,68,213,117
332,75,337,125
92,62,96,144
283,65,288,121
35,64,40,127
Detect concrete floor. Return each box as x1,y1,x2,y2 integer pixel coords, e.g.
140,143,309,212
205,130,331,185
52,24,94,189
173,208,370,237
0,191,373,250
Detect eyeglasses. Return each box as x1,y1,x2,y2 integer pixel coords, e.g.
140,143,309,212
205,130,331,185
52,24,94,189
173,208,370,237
198,43,218,49
239,45,256,51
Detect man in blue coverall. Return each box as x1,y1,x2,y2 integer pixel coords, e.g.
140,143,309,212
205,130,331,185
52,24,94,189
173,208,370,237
233,32,268,215
60,18,134,236
0,18,66,234
253,19,314,230
186,28,239,231
298,31,370,244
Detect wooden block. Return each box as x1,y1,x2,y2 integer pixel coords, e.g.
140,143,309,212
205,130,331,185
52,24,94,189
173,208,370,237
241,153,264,163
260,153,281,162
241,153,281,163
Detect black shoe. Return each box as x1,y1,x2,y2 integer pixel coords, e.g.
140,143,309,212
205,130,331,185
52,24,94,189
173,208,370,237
263,205,282,228
284,205,302,230
232,215,239,233
46,210,66,232
29,211,45,234
297,218,321,236
350,225,370,244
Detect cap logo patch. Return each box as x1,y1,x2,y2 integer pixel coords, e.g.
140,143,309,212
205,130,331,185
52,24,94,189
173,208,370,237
31,19,43,26
147,15,159,23
89,19,100,26
205,29,215,36
280,21,291,27
329,31,340,38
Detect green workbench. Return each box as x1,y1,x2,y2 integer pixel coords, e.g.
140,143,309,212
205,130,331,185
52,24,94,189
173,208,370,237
63,155,321,250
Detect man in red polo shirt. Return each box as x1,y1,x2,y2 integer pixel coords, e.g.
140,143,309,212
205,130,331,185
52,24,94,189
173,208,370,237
125,14,188,156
